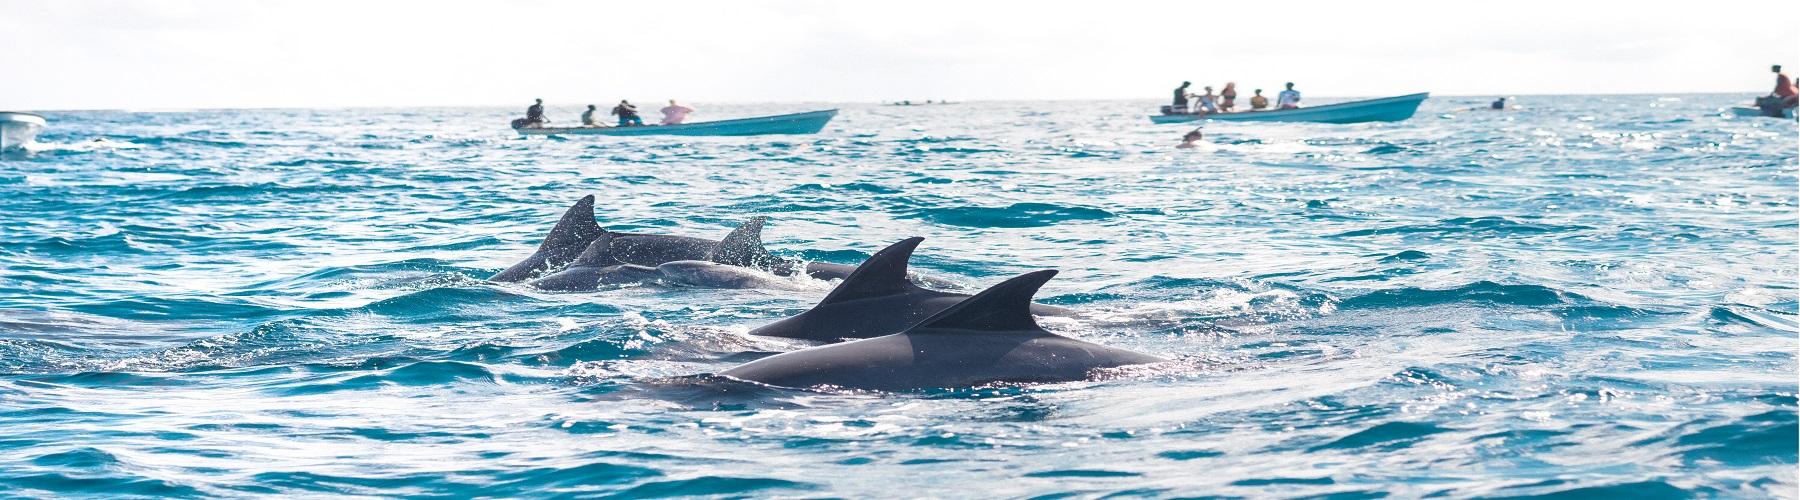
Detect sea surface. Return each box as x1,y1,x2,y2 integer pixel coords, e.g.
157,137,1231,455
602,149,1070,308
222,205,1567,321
1,95,1794,498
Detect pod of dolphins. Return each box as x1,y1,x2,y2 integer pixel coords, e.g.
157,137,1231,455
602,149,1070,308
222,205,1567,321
490,195,1169,392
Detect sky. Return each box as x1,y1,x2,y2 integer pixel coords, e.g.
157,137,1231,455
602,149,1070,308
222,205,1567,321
2,0,1796,110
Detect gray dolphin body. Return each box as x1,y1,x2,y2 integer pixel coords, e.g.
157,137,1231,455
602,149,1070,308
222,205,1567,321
721,270,1165,391
490,195,721,282
749,237,1072,342
531,217,813,291
525,234,662,291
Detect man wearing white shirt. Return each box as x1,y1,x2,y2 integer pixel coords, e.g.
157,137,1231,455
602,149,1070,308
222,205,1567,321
1276,82,1302,109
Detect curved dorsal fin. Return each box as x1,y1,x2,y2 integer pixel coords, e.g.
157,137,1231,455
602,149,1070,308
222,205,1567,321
910,270,1057,333
708,217,778,269
817,237,926,305
539,195,604,251
568,232,618,267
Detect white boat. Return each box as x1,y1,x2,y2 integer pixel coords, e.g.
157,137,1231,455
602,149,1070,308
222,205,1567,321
1729,106,1796,119
0,112,47,151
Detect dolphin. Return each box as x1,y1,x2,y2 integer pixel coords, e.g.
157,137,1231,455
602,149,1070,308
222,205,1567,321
720,270,1166,391
490,194,947,285
526,233,662,291
653,217,816,291
490,195,605,282
749,237,1072,342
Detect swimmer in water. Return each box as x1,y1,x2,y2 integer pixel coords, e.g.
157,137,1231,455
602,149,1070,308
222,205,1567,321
1177,129,1204,149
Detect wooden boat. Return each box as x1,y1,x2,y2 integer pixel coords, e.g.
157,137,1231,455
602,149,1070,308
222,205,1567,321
1729,106,1796,119
514,109,836,136
0,111,47,151
1150,92,1429,124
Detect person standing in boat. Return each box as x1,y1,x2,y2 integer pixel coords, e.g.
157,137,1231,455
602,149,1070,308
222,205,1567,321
612,100,644,126
580,104,608,127
524,98,547,126
1277,83,1302,109
1219,83,1238,112
1172,81,1192,113
660,100,695,125
1249,89,1270,110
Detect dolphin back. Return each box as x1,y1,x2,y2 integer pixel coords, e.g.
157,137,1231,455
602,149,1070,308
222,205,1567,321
491,195,605,282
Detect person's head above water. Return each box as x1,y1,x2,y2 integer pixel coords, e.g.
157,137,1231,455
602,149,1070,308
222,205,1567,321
1285,82,1295,90
1183,130,1203,141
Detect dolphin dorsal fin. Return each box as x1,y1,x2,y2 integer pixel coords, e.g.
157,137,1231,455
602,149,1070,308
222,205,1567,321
539,195,604,251
911,270,1057,333
817,237,926,305
568,232,618,267
707,217,778,269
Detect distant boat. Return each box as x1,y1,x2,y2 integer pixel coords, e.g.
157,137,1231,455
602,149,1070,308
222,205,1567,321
1,111,47,151
1729,106,1796,119
1150,92,1429,124
514,109,837,136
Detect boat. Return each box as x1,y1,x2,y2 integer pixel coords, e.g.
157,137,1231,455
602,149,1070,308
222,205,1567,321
1149,92,1429,124
1728,104,1800,117
514,109,837,136
1,111,47,151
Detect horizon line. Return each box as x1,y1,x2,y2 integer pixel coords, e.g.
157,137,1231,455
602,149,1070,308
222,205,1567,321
13,90,1772,113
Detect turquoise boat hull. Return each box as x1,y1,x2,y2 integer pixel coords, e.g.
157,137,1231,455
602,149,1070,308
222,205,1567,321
516,109,836,136
1150,93,1429,124
1729,106,1796,119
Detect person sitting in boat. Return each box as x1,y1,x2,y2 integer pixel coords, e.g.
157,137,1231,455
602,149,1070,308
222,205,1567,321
1249,89,1269,110
612,100,644,126
660,100,695,125
580,104,608,127
1772,65,1798,110
1219,82,1238,112
1176,129,1204,149
1276,83,1302,109
1171,81,1192,113
1491,97,1508,110
522,98,547,127
1195,86,1220,115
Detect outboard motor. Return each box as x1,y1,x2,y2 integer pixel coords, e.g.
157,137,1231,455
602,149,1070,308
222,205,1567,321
510,118,530,129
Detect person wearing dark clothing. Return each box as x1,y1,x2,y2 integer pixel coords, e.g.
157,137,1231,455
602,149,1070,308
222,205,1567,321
612,100,644,126
1172,81,1192,112
524,98,546,125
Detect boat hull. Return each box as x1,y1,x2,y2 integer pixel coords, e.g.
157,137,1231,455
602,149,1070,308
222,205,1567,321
0,112,47,151
1149,93,1429,124
1730,106,1796,119
516,109,837,136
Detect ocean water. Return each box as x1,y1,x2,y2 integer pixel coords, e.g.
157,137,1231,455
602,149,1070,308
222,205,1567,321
0,95,1794,498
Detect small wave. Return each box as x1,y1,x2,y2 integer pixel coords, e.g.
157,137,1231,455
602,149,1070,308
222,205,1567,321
1308,421,1452,452
901,202,1114,228
1335,216,1590,238
1338,281,1580,309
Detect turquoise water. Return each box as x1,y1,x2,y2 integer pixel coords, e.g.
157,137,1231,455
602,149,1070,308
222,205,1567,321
1,95,1794,497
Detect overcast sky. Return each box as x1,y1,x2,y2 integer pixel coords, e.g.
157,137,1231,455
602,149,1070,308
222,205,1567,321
2,0,1796,110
